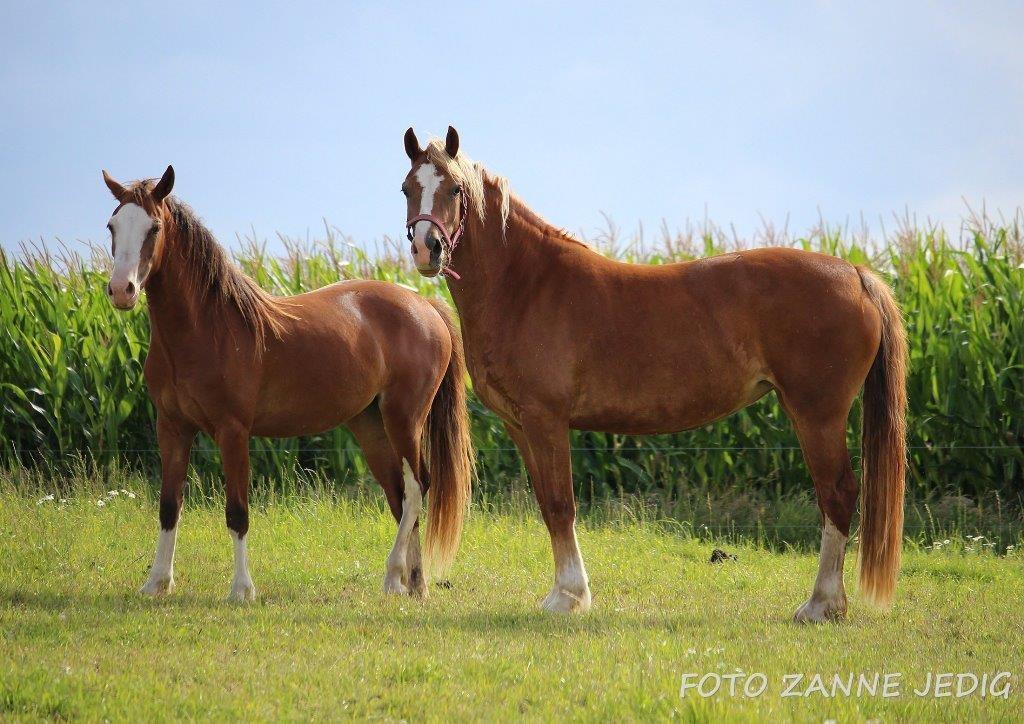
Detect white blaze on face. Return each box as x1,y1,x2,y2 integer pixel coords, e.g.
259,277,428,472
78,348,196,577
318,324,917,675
108,203,154,291
412,163,443,243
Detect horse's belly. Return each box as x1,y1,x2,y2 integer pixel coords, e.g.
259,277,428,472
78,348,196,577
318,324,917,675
251,381,376,438
569,372,772,435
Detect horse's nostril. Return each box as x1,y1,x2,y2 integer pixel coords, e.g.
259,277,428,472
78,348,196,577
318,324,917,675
107,282,114,297
426,235,441,253
126,281,135,296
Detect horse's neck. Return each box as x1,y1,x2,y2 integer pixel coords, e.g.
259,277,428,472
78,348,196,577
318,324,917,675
447,189,585,351
450,191,581,299
144,230,215,349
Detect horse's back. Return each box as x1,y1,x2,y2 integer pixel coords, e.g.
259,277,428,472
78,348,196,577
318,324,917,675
595,246,875,342
295,279,450,356
253,280,451,436
560,247,882,433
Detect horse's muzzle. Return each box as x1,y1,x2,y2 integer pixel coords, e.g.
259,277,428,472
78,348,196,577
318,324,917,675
108,279,140,310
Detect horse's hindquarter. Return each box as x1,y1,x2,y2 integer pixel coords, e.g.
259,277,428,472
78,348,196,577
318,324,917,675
251,282,447,437
559,248,880,433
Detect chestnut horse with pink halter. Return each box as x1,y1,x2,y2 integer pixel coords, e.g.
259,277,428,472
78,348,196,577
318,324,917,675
101,165,473,601
401,126,907,622
407,187,468,280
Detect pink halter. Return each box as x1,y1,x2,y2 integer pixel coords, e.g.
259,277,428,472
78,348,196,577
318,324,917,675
406,187,468,280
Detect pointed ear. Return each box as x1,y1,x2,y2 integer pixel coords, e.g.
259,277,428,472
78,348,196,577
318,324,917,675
445,125,460,158
404,128,422,162
151,165,175,203
102,170,126,200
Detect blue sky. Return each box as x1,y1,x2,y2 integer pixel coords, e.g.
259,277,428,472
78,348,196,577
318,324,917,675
2,1,1022,254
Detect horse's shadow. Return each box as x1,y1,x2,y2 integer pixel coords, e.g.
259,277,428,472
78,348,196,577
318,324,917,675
0,585,735,634
1,588,238,613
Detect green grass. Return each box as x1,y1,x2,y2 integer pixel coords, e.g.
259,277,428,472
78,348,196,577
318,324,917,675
2,481,1021,721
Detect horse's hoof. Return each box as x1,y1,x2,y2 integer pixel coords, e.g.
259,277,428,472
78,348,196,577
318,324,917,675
540,585,592,613
140,575,175,597
793,596,847,623
408,569,429,599
227,580,257,602
383,576,409,596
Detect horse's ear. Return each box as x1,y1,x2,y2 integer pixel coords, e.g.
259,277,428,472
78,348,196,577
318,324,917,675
445,125,460,159
152,165,175,203
102,170,126,200
404,128,422,162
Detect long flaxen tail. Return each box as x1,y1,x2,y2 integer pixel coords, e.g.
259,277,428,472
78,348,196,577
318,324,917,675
856,267,908,606
422,298,475,576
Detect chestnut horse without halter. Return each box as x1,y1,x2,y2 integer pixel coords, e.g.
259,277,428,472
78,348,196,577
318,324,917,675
401,127,907,621
102,166,472,600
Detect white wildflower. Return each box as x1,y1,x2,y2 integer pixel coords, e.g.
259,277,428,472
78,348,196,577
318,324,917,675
36,494,55,505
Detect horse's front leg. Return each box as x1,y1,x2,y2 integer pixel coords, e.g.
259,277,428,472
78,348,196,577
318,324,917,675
141,413,195,596
216,422,257,602
517,414,592,613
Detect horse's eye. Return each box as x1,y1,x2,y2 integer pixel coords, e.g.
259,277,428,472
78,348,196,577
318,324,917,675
451,186,461,197
401,187,409,197
106,223,113,233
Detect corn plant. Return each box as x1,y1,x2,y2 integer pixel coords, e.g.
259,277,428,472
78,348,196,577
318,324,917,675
1,218,1022,503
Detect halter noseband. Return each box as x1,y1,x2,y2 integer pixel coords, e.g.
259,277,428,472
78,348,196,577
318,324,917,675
406,186,468,280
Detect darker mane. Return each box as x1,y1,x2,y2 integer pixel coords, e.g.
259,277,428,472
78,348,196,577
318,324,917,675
126,180,288,350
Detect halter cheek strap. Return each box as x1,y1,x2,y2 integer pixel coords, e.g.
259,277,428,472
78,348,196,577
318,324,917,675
406,187,468,280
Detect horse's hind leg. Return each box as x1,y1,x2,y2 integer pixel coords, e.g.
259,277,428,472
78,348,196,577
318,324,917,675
785,408,859,623
141,413,195,596
380,395,430,597
349,406,426,597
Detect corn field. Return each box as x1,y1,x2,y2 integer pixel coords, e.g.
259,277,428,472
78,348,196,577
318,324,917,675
2,218,1023,503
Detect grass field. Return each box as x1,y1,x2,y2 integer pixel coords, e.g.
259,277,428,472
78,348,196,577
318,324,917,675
2,478,1021,721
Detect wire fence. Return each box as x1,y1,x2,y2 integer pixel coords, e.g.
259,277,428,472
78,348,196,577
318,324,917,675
13,444,1024,454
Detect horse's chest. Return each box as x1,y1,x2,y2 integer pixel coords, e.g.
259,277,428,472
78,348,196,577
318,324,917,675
464,346,521,423
143,348,225,428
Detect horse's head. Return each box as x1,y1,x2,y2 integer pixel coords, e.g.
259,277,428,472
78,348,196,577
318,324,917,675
402,126,467,278
101,165,174,310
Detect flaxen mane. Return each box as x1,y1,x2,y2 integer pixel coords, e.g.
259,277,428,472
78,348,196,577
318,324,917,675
127,180,290,350
423,140,510,231
422,140,586,249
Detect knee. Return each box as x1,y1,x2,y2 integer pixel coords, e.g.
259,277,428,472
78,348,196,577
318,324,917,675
225,501,249,538
159,498,180,531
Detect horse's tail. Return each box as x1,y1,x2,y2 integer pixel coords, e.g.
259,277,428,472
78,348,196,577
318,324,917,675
856,267,908,606
422,298,474,576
